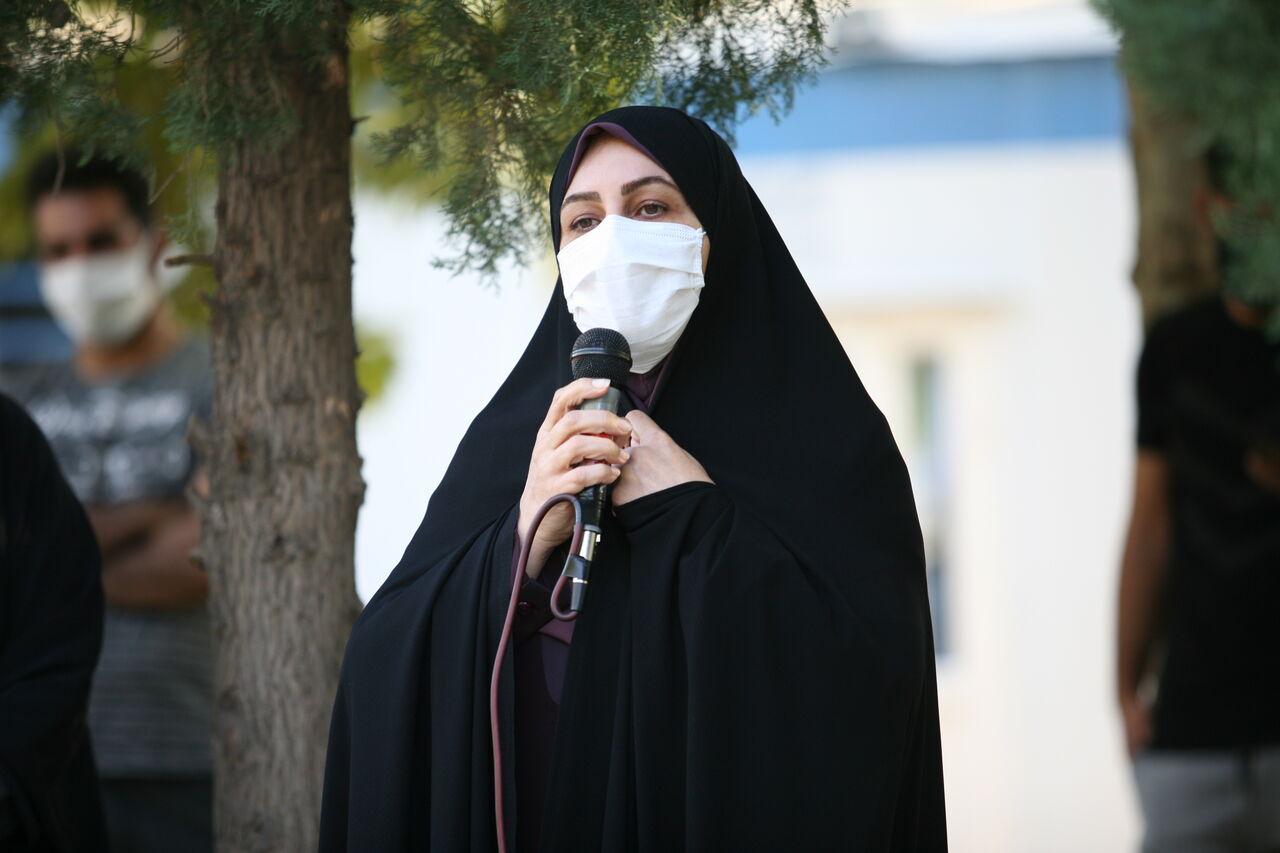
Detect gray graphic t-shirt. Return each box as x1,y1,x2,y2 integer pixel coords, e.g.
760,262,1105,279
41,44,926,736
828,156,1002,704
1,338,214,777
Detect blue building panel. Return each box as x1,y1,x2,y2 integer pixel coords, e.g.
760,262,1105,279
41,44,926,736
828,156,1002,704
0,103,12,170
732,55,1127,156
0,262,71,365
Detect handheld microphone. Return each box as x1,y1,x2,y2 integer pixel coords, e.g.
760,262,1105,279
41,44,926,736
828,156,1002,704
565,328,632,612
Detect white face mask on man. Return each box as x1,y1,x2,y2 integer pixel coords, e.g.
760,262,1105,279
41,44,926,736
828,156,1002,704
557,215,706,374
39,235,161,347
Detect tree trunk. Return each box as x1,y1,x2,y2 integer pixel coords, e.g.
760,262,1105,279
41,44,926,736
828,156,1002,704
1123,75,1218,326
197,13,362,852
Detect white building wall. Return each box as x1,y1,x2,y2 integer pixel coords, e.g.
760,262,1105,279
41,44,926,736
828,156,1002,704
350,200,554,601
741,141,1142,851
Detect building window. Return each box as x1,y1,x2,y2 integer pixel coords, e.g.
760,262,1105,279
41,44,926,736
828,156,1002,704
908,354,951,658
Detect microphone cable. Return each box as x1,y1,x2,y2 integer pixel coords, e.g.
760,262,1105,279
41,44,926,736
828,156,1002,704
490,327,631,850
490,493,584,853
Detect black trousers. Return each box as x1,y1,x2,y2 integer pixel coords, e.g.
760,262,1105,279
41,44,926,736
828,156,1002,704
100,777,212,853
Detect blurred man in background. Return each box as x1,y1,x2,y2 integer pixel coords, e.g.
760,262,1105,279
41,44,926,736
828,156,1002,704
1,391,107,853
1116,156,1280,852
0,150,214,853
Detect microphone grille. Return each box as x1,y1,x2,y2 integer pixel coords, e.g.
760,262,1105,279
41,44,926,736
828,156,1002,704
571,328,632,387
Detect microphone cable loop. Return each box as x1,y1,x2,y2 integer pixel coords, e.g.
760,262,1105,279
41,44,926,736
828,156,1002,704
490,493,585,853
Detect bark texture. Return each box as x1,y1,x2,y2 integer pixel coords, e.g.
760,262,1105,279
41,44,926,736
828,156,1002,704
1124,76,1218,326
197,17,362,853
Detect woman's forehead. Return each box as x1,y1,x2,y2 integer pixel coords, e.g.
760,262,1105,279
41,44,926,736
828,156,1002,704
563,135,672,198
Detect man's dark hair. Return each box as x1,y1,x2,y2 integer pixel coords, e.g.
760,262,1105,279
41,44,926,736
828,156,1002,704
25,148,151,228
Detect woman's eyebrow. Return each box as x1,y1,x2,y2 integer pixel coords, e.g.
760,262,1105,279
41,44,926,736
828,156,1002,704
561,175,678,209
621,175,678,196
562,190,601,206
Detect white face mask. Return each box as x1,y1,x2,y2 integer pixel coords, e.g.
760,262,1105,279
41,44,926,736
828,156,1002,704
557,215,706,373
40,236,161,347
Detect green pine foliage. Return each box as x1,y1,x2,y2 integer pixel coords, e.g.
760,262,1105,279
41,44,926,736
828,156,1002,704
2,3,134,149
366,0,832,275
1095,0,1280,326
3,0,838,278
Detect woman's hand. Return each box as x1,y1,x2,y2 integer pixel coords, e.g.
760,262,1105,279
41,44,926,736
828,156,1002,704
518,378,633,578
611,410,712,507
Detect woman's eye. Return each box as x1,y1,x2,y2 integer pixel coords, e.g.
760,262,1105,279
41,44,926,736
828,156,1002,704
570,216,598,232
637,202,667,217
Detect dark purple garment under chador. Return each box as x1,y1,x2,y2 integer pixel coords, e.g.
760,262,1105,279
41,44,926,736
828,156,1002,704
512,365,664,852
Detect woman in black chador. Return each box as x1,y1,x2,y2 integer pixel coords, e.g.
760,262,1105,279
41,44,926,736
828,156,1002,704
319,106,947,852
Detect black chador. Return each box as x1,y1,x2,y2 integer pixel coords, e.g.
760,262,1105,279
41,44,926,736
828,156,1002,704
319,106,947,852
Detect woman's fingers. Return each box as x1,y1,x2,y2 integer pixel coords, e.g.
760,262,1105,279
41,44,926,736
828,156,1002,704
561,462,622,494
522,380,626,557
624,409,667,446
545,408,632,450
551,434,630,469
523,379,632,549
539,377,613,434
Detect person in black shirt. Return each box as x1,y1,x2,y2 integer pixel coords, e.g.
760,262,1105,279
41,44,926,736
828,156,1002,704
0,392,107,852
1117,288,1280,851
